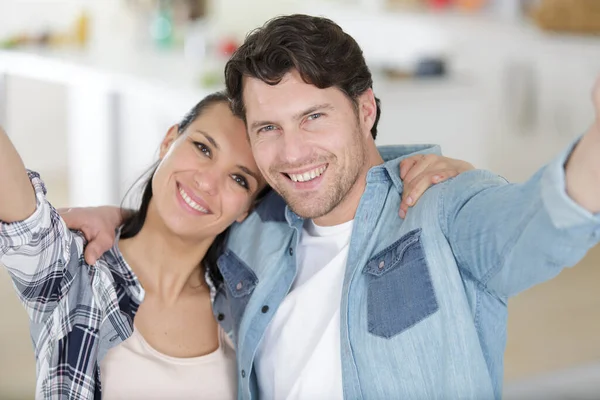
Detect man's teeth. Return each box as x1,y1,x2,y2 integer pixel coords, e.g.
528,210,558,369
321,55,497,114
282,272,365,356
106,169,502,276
289,166,327,182
179,187,209,213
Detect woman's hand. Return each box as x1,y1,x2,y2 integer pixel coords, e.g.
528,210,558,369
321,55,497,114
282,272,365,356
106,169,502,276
398,154,475,218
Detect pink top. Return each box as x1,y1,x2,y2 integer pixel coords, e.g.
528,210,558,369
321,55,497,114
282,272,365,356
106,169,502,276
100,326,237,400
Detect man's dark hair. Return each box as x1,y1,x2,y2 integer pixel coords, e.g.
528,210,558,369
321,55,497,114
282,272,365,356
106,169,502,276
224,14,382,140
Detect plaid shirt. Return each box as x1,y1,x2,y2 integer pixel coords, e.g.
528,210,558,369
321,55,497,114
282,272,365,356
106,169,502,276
0,172,145,399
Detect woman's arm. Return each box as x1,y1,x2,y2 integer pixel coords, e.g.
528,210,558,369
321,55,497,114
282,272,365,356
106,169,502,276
0,126,36,222
0,126,78,323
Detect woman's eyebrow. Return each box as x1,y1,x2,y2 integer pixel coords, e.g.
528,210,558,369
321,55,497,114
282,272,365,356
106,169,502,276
196,130,220,150
238,165,260,183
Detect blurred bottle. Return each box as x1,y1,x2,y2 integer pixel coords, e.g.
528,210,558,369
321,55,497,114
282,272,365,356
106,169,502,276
74,10,90,48
151,0,174,48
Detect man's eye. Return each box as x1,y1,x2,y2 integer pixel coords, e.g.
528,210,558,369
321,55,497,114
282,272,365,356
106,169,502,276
258,125,277,133
307,113,322,121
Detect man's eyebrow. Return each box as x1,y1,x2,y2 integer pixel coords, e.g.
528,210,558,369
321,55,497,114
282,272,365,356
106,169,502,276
292,103,333,121
248,104,334,131
249,120,276,131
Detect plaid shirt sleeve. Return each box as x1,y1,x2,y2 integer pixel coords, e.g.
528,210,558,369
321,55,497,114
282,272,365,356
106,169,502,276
0,170,78,324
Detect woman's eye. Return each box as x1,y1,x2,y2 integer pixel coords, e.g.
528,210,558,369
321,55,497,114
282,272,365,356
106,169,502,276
195,142,211,157
232,175,249,189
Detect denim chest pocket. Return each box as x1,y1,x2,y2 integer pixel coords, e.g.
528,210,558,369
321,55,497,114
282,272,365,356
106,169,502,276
217,250,258,328
363,229,439,339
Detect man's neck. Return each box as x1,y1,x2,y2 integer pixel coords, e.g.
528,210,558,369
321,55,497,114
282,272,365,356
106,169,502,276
313,144,384,226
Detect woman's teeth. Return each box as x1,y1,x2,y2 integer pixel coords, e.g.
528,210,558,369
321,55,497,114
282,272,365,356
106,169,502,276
179,187,209,213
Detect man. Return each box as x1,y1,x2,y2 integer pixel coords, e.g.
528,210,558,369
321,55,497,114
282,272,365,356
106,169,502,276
65,14,599,400
213,14,600,400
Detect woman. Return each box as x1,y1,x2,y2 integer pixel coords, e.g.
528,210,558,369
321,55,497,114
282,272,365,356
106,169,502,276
0,92,471,400
1,92,267,400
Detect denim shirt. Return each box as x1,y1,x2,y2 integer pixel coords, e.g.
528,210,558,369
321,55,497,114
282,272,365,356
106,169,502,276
212,143,600,400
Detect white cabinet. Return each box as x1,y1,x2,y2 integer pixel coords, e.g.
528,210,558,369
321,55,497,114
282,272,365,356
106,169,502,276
489,41,600,182
375,77,490,170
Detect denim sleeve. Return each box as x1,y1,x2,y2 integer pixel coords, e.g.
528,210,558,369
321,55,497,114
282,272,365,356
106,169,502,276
377,144,441,162
439,141,600,298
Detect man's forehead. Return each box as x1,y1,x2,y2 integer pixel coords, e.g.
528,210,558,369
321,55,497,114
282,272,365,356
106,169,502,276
242,74,334,117
243,72,305,99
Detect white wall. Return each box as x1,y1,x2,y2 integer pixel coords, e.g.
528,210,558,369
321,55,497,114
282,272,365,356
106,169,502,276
5,77,68,178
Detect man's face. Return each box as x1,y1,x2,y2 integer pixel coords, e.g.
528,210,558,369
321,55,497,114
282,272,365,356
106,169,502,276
243,70,374,221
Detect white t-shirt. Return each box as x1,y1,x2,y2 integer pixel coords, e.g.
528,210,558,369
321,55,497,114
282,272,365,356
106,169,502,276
255,218,353,400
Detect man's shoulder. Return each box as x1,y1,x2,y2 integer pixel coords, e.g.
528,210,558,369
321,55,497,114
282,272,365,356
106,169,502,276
377,144,443,193
254,189,287,222
227,190,293,251
441,169,509,193
377,144,442,163
413,169,510,218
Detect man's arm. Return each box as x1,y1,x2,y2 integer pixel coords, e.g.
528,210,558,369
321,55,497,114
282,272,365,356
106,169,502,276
441,76,600,299
564,77,600,213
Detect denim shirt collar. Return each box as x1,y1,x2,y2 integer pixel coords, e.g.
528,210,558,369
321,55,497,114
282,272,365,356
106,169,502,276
284,144,441,228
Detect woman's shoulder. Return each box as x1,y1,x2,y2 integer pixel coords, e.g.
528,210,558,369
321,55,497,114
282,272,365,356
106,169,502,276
93,228,144,302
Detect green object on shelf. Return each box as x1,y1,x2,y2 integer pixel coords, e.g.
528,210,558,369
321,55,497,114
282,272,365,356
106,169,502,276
200,70,223,88
152,0,174,48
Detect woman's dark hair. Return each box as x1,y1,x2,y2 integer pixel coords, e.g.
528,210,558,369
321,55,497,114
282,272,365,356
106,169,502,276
224,14,382,140
120,91,269,287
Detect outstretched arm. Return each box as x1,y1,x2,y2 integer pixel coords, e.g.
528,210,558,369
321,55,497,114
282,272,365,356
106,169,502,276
0,126,36,222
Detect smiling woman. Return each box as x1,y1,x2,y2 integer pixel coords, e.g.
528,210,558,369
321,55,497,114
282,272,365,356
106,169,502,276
120,92,268,288
0,91,268,399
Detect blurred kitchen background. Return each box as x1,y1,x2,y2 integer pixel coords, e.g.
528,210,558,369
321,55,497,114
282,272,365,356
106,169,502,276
0,0,599,398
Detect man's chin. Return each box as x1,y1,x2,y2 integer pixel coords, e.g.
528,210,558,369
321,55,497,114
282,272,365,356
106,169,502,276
286,200,330,220
271,182,332,219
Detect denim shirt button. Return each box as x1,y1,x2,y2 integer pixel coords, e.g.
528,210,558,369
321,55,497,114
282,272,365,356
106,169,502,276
261,305,269,313
241,369,246,378
288,247,294,256
236,281,243,291
378,260,385,269
217,313,225,321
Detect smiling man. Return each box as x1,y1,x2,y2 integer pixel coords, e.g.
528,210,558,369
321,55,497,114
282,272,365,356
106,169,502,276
242,69,380,227
214,14,600,400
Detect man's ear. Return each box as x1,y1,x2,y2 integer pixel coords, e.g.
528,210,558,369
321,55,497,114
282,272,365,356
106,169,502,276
159,125,180,159
357,89,377,139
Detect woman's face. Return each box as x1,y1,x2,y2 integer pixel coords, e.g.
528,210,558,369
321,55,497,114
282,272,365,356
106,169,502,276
151,102,266,239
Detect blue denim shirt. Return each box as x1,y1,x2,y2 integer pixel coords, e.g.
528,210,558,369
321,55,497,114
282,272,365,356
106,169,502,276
213,143,600,400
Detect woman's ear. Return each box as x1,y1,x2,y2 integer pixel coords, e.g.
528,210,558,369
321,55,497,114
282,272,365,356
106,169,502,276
159,125,180,159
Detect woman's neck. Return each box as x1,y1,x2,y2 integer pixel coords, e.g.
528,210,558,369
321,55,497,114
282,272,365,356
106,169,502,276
119,208,215,304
